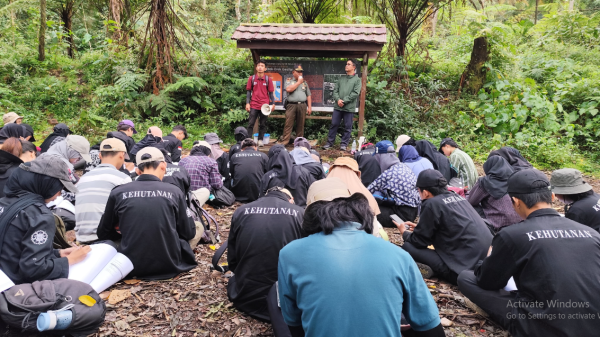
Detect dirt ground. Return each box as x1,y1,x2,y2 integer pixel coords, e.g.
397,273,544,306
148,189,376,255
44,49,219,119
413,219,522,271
2,149,598,337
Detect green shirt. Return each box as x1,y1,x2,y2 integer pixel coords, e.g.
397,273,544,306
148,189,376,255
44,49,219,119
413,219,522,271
285,78,311,103
332,74,362,112
449,148,478,189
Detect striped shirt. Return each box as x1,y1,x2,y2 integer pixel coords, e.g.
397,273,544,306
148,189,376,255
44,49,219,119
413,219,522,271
75,164,132,242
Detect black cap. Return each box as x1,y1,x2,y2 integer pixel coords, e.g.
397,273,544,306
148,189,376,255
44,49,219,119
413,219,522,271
416,169,448,189
508,169,552,194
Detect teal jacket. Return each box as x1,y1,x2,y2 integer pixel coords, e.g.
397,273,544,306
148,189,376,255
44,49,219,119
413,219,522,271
332,74,361,113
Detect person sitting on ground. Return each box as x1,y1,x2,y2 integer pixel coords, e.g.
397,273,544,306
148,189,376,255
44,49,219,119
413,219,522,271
367,140,420,227
0,156,90,284
20,140,37,162
0,138,24,198
178,141,222,193
551,168,600,232
290,146,325,181
415,140,456,183
229,126,249,158
75,139,132,244
261,145,315,207
97,147,197,280
354,142,381,187
399,144,434,178
40,123,71,153
276,178,445,337
396,169,492,284
2,112,22,125
327,157,386,239
228,186,304,322
0,123,24,145
130,126,163,163
439,137,478,190
204,133,230,186
229,139,268,203
458,169,600,337
107,120,137,161
21,123,35,142
163,125,187,163
488,146,532,171
468,156,521,233
149,143,191,195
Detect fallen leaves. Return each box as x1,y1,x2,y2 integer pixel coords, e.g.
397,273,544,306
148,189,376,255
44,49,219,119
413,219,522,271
108,289,131,305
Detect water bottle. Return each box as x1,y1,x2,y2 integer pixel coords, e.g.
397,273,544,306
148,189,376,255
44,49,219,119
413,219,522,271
37,309,73,331
351,140,357,153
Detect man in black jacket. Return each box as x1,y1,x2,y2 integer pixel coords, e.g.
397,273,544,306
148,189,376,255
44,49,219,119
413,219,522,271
228,187,304,321
458,169,600,337
163,125,187,163
130,126,163,164
395,169,492,284
229,139,268,203
354,143,380,187
97,147,197,280
106,120,137,162
229,127,249,158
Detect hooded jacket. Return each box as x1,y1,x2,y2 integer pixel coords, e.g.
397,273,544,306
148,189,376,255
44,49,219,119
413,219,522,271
354,146,381,187
229,148,268,203
0,124,24,144
40,123,70,153
261,149,315,207
290,148,325,181
131,134,162,163
0,151,23,198
107,131,135,162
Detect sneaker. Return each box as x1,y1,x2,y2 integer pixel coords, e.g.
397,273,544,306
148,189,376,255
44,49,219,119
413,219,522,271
340,145,347,151
322,144,331,150
258,140,264,147
416,263,435,279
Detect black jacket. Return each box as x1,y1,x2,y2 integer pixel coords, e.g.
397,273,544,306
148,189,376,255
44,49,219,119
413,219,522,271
260,167,315,207
163,134,183,163
565,193,600,233
163,164,191,195
354,148,381,187
227,191,304,321
0,151,22,198
130,135,162,164
0,195,68,284
229,149,268,203
475,208,600,337
300,161,326,181
97,174,197,280
107,131,135,162
403,191,492,274
216,152,231,187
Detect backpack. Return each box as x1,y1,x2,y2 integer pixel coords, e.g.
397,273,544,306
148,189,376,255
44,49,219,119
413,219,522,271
250,74,270,93
187,191,220,244
0,279,106,336
206,186,235,208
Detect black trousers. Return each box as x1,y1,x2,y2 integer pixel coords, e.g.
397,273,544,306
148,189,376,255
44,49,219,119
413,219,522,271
457,270,516,331
377,204,419,228
247,108,268,141
326,109,353,147
267,283,293,337
401,241,458,285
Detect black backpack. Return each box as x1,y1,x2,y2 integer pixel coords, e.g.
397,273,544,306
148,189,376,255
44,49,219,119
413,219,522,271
0,279,106,336
206,186,235,208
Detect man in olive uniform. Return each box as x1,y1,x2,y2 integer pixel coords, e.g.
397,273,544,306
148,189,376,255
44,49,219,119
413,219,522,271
279,65,312,145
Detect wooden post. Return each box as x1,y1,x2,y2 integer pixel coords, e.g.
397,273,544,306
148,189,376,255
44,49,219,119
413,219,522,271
250,49,260,136
358,52,368,138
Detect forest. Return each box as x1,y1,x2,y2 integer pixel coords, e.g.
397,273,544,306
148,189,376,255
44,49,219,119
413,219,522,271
0,0,599,171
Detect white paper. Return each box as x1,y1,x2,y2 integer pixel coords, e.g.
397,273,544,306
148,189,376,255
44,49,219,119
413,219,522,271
68,244,117,284
504,277,518,292
0,269,14,293
89,253,134,293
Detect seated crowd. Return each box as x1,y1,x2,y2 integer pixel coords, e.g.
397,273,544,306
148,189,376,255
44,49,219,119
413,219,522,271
0,113,599,337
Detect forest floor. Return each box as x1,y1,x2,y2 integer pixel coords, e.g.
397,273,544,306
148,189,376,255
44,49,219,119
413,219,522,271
2,150,598,337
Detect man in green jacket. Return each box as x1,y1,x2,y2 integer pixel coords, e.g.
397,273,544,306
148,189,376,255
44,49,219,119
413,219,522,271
324,59,362,151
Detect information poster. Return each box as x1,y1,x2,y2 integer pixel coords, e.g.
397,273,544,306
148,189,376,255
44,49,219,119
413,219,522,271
265,60,360,111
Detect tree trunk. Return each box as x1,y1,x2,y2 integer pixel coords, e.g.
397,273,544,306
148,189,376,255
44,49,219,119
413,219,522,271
431,7,438,37
534,0,538,24
39,0,46,61
109,0,123,42
247,0,251,22
235,0,241,20
459,36,489,95
569,0,574,10
59,0,75,58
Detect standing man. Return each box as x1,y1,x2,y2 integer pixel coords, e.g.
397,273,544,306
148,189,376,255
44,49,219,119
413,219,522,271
163,125,187,163
245,60,275,147
278,65,312,145
324,59,361,151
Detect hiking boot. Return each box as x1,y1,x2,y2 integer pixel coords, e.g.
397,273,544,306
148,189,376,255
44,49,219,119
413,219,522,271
322,144,331,150
416,263,435,279
258,140,264,147
464,297,489,317
340,145,347,151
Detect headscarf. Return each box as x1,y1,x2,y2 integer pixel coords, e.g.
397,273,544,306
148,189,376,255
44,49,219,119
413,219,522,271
4,167,63,199
0,124,24,144
41,140,81,169
234,127,249,143
210,144,224,160
40,123,70,153
398,145,421,163
415,140,455,182
269,148,301,189
373,140,399,172
293,137,311,150
328,157,380,215
267,144,286,170
480,156,514,199
290,147,315,165
488,147,532,172
21,123,35,142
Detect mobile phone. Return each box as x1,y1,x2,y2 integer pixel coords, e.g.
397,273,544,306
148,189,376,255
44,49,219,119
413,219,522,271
390,214,404,224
